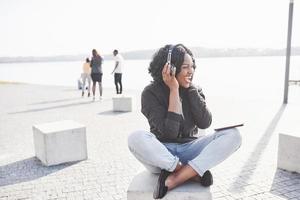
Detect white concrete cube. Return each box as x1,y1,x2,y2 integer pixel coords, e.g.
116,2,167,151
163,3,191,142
112,96,133,112
278,133,300,173
127,171,212,200
277,104,300,173
33,120,87,166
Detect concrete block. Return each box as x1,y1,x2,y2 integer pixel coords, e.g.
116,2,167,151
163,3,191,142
277,104,300,173
127,171,212,200
112,96,132,112
33,120,87,166
278,133,300,173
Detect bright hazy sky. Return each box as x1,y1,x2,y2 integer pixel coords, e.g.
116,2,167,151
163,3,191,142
0,0,299,56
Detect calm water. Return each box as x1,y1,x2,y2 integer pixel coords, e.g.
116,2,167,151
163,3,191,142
1,56,300,98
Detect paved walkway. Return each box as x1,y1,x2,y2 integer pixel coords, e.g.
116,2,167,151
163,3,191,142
0,83,300,200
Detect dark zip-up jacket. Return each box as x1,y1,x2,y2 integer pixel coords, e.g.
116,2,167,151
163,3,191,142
141,81,212,143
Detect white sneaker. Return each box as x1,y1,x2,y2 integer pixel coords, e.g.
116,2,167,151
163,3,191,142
99,96,102,100
93,96,95,101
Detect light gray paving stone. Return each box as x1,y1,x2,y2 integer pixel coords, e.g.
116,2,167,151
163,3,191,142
1,84,300,199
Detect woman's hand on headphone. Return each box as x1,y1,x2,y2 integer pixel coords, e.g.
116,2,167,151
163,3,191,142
162,62,179,91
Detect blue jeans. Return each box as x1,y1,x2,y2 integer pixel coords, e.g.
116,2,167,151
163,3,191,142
128,128,242,176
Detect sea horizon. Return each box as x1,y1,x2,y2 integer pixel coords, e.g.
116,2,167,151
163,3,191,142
1,56,300,100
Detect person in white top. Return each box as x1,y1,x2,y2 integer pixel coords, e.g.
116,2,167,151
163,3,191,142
111,49,124,94
81,58,92,97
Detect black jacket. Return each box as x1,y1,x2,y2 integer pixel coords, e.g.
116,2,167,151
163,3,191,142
141,81,212,143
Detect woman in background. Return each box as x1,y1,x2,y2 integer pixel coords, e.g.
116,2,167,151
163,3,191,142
90,49,103,100
81,57,92,97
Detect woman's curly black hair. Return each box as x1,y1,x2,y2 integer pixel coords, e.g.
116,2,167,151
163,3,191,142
148,44,196,82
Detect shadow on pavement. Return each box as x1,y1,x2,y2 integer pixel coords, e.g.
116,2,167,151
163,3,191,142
62,89,79,92
29,97,81,105
0,157,79,187
97,110,130,116
8,101,95,114
270,168,300,198
228,104,286,193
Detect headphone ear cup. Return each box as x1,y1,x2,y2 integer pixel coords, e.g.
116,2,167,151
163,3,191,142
170,64,176,75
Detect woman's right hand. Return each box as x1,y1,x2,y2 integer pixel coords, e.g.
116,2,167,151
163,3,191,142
162,63,179,91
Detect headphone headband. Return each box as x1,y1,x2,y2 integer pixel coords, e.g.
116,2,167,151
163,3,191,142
167,45,174,65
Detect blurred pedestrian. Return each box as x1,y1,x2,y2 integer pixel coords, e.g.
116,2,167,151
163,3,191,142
81,57,92,97
111,49,124,94
91,49,103,100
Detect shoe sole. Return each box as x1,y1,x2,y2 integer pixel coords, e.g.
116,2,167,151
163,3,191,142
153,170,170,199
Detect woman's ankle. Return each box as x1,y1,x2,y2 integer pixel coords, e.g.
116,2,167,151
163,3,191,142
174,162,183,172
191,175,201,182
165,164,198,190
165,173,177,190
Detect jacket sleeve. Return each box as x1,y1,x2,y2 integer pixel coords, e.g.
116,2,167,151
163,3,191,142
141,89,183,140
187,86,212,129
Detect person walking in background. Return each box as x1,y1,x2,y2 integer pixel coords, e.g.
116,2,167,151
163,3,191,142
111,49,124,94
91,49,103,100
128,44,242,199
81,57,92,97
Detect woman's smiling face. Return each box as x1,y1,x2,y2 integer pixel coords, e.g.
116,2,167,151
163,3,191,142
176,53,195,88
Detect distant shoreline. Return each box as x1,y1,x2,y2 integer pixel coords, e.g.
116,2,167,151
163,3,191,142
0,80,23,84
1,46,300,64
1,54,300,64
